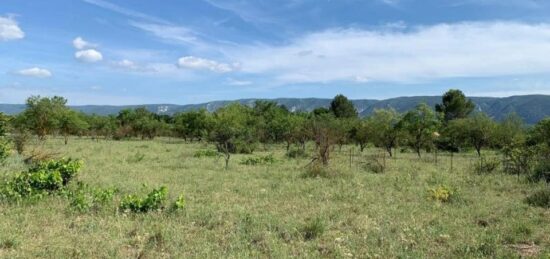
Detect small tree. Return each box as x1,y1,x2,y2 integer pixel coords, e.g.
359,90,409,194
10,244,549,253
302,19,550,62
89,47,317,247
58,110,89,144
350,119,370,152
399,103,441,158
309,113,340,166
209,103,257,169
329,94,358,119
22,95,67,139
464,113,497,157
0,112,10,163
366,109,402,157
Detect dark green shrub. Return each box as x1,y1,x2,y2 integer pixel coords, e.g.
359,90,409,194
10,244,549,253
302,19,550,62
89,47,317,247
530,161,550,183
120,186,168,213
240,154,276,165
525,189,550,208
193,149,219,158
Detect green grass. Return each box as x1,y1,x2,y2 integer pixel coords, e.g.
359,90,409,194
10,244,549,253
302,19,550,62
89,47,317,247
1,137,549,258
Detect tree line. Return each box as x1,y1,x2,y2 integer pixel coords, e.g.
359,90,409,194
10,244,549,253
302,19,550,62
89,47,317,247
0,89,549,171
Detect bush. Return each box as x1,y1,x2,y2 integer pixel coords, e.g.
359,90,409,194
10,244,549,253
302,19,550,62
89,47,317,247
68,183,118,212
0,158,82,201
525,189,550,208
240,154,276,165
120,186,168,213
10,130,30,155
0,139,10,164
286,147,308,159
193,149,219,158
530,161,550,183
302,162,337,178
428,185,454,203
474,157,500,174
362,155,386,174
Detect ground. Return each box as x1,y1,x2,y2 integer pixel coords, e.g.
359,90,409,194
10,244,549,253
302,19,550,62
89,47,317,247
0,137,549,258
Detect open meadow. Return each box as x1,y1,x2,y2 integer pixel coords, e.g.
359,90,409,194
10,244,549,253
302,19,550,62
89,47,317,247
1,137,549,258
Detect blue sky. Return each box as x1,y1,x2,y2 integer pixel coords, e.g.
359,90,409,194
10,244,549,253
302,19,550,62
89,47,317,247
1,0,550,105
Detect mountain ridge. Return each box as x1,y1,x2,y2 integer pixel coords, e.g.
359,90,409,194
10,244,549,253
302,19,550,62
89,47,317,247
1,95,549,124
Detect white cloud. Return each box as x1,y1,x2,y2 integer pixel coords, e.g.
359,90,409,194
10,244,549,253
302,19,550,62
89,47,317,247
177,56,238,73
75,49,103,63
16,67,52,78
72,37,96,49
227,21,550,84
0,15,24,41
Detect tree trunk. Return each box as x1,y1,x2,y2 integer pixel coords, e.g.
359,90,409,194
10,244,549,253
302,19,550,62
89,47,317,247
64,134,68,145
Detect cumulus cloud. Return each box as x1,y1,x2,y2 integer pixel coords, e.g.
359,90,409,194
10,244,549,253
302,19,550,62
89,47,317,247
75,49,103,63
16,67,52,78
227,21,550,84
177,56,238,73
0,15,24,41
72,37,96,49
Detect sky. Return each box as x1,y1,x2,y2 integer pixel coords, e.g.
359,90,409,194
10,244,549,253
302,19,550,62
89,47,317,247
1,0,550,105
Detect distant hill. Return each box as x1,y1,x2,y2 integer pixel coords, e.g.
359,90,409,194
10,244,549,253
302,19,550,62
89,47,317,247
1,95,549,124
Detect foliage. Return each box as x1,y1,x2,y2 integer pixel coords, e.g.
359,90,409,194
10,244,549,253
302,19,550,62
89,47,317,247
58,109,89,144
525,188,550,208
362,153,386,174
0,158,82,201
428,186,453,203
463,113,497,156
365,108,402,157
285,147,308,158
20,96,68,139
502,141,535,176
530,160,550,183
68,183,118,212
474,157,501,174
435,89,475,122
172,194,186,210
399,103,441,157
173,109,213,141
119,186,168,213
10,129,30,155
0,139,9,164
239,154,276,165
329,94,357,118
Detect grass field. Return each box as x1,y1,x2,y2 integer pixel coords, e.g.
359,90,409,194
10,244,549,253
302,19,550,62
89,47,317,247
1,137,549,258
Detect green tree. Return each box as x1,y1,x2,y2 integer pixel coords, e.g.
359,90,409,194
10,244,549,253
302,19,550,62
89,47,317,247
329,94,358,119
209,103,258,169
21,95,67,139
435,89,475,122
0,112,10,163
58,110,89,144
464,113,497,156
309,113,340,166
366,109,402,157
173,109,213,141
399,103,441,158
494,113,526,149
350,119,370,152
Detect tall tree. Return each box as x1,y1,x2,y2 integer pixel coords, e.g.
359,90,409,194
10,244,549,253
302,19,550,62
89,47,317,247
435,89,475,122
329,94,358,119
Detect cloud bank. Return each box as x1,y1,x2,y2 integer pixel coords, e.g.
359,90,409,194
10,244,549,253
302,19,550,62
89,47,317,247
227,21,550,84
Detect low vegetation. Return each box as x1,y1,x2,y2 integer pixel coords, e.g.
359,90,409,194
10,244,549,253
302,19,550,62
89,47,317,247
0,89,549,257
